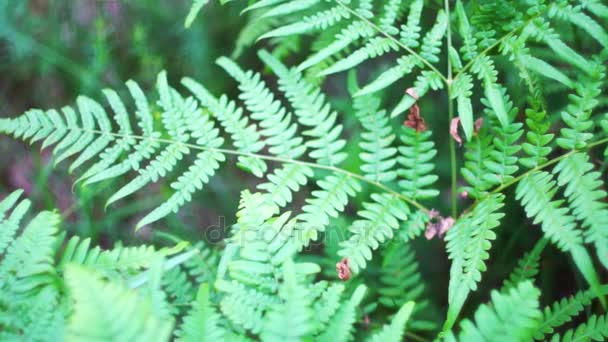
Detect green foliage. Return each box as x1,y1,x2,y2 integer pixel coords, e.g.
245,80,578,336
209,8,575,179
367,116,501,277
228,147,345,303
444,281,542,341
2,0,608,340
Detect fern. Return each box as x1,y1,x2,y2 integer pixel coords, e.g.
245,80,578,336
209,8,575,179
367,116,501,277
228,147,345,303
65,265,173,342
368,301,415,342
549,314,608,342
444,281,542,341
3,1,608,340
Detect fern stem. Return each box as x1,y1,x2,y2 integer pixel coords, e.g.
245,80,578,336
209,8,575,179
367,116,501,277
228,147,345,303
334,0,448,85
445,0,458,217
61,127,430,214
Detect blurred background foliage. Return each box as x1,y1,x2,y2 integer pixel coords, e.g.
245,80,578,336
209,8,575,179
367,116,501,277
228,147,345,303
0,0,606,331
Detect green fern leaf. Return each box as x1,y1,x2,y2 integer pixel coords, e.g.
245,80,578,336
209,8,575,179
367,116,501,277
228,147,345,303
318,284,366,342
339,193,409,272
444,281,541,341
65,265,173,342
177,284,226,341
398,126,439,200
368,301,415,342
445,193,505,329
549,314,608,342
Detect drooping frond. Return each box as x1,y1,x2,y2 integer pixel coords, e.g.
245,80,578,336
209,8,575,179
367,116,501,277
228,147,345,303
516,171,604,303
445,193,505,327
553,152,608,270
444,281,541,341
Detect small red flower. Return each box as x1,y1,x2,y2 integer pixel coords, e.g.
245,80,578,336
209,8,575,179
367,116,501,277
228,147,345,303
336,257,352,281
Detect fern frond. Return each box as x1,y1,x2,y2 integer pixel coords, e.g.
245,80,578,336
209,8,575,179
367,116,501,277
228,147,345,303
0,189,30,255
177,284,226,342
516,171,604,303
368,301,415,342
554,152,608,270
502,238,547,292
311,282,344,333
398,126,439,200
297,174,361,246
516,171,582,252
217,56,305,159
65,265,173,342
520,103,554,169
353,93,397,182
444,281,541,341
259,51,347,166
259,4,351,40
0,208,61,293
261,259,314,341
445,193,505,328
481,116,523,188
339,193,409,272
0,71,230,229
377,241,425,310
549,314,608,342
460,128,494,198
399,0,423,47
57,235,181,276
317,285,366,342
534,287,603,340
182,77,267,177
556,62,604,150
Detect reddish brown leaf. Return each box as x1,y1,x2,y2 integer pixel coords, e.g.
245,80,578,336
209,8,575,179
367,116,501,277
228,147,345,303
474,117,483,134
336,257,352,281
450,117,462,145
404,104,427,132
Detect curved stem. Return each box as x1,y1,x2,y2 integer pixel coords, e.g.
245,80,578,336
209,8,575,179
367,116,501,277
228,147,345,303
445,0,457,217
63,127,431,214
334,0,449,85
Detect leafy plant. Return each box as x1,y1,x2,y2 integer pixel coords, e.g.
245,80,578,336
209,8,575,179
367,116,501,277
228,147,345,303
1,0,607,340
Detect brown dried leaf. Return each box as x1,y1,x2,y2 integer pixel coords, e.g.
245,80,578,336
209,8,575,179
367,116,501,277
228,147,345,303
336,257,352,280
